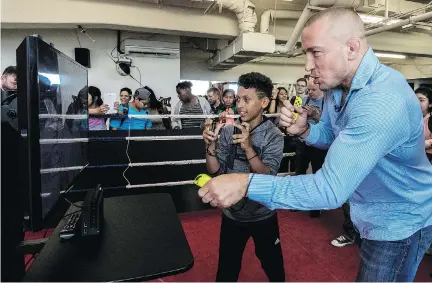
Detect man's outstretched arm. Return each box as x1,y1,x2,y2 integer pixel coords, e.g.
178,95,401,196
199,92,408,210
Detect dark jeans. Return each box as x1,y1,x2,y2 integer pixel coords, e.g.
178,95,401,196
356,225,432,282
216,213,285,282
296,141,327,217
285,135,297,172
295,142,327,175
342,202,360,243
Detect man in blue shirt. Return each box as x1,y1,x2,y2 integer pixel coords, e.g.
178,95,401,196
110,88,152,130
198,7,432,282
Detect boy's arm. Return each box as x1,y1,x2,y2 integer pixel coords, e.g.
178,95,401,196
247,130,284,175
206,126,230,176
171,102,182,129
245,146,272,175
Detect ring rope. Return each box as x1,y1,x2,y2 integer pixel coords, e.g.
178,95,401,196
39,113,281,120
56,172,296,194
40,153,296,174
39,135,205,145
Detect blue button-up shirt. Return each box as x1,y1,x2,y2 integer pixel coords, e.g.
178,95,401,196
247,48,432,241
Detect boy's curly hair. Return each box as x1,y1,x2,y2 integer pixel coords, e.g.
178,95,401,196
238,72,273,99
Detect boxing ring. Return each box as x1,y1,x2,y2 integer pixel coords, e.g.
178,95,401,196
38,113,296,212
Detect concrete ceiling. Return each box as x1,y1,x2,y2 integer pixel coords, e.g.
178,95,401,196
3,0,432,71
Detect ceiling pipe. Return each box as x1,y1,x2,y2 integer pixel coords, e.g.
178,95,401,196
281,4,312,53
216,0,257,33
276,0,365,54
308,0,364,6
260,10,303,33
366,10,432,36
384,0,389,18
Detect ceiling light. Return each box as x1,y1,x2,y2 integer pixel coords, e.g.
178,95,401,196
375,52,407,59
358,14,401,25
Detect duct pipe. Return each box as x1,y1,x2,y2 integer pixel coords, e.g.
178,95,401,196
217,0,257,33
260,10,303,33
282,4,312,53
384,0,389,18
365,10,432,36
278,0,365,53
308,0,364,7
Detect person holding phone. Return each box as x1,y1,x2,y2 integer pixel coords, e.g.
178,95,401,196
202,72,285,282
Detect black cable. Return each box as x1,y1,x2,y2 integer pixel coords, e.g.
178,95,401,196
131,66,142,85
75,30,82,47
110,39,127,59
128,73,143,87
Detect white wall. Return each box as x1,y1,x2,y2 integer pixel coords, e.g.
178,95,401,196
1,29,181,104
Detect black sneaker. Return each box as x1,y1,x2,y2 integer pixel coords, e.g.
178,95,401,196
310,210,322,218
331,234,355,247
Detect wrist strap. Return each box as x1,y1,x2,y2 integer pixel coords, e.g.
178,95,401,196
248,154,258,161
296,123,310,138
206,143,216,157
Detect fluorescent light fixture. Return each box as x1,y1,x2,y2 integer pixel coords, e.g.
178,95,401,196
375,52,407,59
358,14,401,25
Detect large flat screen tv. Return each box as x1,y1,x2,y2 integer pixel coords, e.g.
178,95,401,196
17,35,89,231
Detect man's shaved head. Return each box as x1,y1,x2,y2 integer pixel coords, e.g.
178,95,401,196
305,7,365,41
301,8,368,91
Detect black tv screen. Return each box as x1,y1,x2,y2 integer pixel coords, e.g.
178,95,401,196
17,35,89,231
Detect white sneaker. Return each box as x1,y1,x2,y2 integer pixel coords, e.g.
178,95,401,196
331,234,355,247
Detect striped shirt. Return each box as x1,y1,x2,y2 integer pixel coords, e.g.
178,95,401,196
179,102,204,128
247,47,432,241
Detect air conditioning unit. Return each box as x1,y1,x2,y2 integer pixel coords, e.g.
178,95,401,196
121,39,180,59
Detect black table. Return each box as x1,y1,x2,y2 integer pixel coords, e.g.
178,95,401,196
24,193,194,281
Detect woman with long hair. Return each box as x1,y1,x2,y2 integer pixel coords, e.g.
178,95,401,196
144,86,170,129
415,87,432,161
66,86,109,131
217,89,238,125
268,87,288,119
268,86,296,173
88,86,108,130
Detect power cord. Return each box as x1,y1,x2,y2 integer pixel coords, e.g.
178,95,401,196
131,65,142,85
78,26,145,87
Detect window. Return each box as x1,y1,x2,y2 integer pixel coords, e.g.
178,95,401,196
187,80,210,96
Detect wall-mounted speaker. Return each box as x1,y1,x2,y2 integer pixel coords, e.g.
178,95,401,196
75,48,91,68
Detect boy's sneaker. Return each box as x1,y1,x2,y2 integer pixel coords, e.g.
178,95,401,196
331,234,355,247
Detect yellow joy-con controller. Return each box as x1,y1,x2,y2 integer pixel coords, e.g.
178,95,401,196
289,96,303,120
194,174,212,188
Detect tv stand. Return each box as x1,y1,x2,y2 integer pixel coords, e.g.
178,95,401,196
24,193,194,281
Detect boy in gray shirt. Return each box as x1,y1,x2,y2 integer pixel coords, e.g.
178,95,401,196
203,72,285,282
